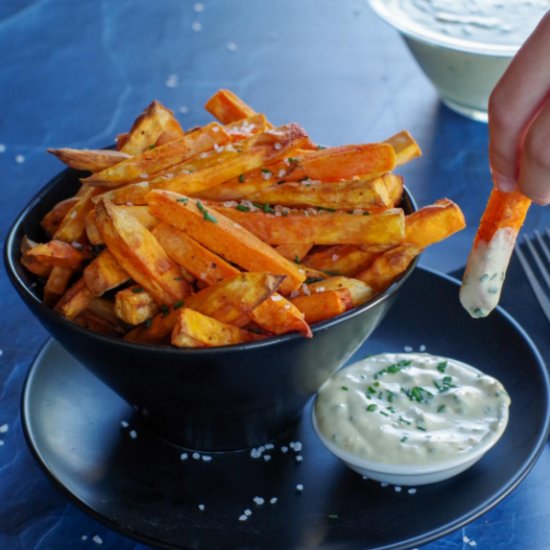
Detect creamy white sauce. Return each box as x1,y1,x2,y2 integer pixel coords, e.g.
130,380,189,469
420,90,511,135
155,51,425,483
394,0,549,47
460,227,515,318
314,353,510,466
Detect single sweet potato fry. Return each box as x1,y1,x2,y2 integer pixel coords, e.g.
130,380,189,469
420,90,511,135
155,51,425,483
55,277,95,320
355,245,422,291
95,199,191,305
306,276,373,307
405,199,466,247
302,244,380,276
41,197,80,236
83,249,130,297
44,266,73,305
120,101,184,156
54,185,104,243
204,89,268,125
47,148,130,172
24,240,87,269
115,285,160,325
147,190,306,294
384,130,422,166
171,308,260,348
210,204,405,246
282,143,396,182
291,289,353,324
275,243,313,262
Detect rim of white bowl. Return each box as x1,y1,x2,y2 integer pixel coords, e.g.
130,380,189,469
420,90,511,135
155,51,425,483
311,395,509,477
368,0,520,57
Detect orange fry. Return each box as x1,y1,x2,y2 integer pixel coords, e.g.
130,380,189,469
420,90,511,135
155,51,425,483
83,250,130,297
291,289,352,324
47,148,130,172
204,88,269,125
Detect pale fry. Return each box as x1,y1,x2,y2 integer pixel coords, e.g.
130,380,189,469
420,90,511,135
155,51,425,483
384,130,422,166
24,240,87,269
44,266,73,306
55,277,94,320
41,197,79,236
115,285,160,325
83,249,130,297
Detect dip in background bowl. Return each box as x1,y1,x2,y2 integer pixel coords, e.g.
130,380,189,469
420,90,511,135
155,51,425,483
369,0,548,122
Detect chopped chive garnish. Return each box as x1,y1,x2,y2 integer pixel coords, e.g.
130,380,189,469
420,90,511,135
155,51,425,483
417,425,427,432
176,197,188,204
261,168,272,176
160,305,170,317
149,144,156,150
399,416,411,425
305,277,325,284
196,200,218,223
437,405,446,413
340,386,348,391
238,174,245,183
328,513,338,520
317,145,327,150
144,318,152,329
294,256,301,264
235,204,250,212
366,404,378,412
380,411,389,417
132,287,144,294
173,276,184,281
287,157,299,163
173,300,184,309
400,435,408,443
436,361,448,373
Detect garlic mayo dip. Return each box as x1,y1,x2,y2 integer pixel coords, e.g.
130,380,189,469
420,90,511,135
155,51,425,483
314,353,510,466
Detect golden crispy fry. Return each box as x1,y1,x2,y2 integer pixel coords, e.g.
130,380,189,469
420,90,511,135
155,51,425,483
55,277,94,319
302,244,380,276
291,289,353,324
281,143,396,182
47,148,130,172
41,197,80,236
385,174,404,207
171,308,260,347
211,204,405,246
384,130,422,166
120,101,184,156
115,285,160,325
83,249,130,296
306,276,373,307
207,175,394,211
204,89,268,125
53,185,103,243
355,245,422,291
126,272,282,344
44,266,73,305
147,190,307,294
24,240,87,269
405,199,466,247
95,199,191,305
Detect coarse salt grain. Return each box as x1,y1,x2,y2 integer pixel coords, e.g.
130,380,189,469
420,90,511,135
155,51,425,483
271,294,282,302
469,542,477,547
274,143,282,150
265,443,274,450
227,42,238,52
253,496,265,506
0,441,4,446
263,455,271,461
192,452,200,460
404,345,413,352
0,144,5,153
0,424,9,434
92,535,103,545
278,169,286,178
202,455,212,462
0,349,3,356
244,508,252,516
129,430,137,439
419,344,427,352
15,154,25,164
192,21,202,32
281,446,288,453
380,482,388,487
315,286,325,293
331,254,339,261
283,304,291,310
165,74,179,88
178,105,189,114
295,484,304,492
293,442,302,452
408,488,417,494
198,504,205,511
120,420,129,428
180,452,188,461
463,536,470,543
81,535,88,541
194,2,204,12
394,486,402,493
238,514,248,521
295,455,303,462
270,497,278,504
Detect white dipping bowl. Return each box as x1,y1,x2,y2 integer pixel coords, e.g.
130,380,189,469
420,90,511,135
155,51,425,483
368,0,519,122
312,406,508,485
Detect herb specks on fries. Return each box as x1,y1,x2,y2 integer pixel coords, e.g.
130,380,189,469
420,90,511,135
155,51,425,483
23,89,465,348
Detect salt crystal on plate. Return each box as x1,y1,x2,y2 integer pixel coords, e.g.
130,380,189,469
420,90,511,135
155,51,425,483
92,535,103,545
192,21,202,32
15,154,25,164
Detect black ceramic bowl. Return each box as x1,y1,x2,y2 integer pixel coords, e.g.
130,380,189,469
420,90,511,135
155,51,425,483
5,166,418,451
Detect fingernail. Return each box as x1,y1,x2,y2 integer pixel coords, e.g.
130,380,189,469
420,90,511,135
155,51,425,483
492,172,516,193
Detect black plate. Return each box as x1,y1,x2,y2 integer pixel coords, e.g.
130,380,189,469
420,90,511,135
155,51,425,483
22,268,550,550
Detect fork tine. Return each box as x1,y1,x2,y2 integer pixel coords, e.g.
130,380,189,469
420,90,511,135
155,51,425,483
536,229,550,266
526,236,550,291
516,237,550,325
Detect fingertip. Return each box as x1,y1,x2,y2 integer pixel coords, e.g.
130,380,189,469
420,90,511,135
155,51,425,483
491,170,517,193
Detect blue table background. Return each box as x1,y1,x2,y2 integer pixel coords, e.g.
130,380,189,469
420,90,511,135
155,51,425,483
1,1,549,548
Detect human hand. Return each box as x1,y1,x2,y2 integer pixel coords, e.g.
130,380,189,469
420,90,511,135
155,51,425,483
488,11,550,205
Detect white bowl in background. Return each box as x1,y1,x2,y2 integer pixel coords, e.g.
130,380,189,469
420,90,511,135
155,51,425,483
368,0,544,122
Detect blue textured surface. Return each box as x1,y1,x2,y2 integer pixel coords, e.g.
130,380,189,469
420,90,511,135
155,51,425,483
1,1,549,548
